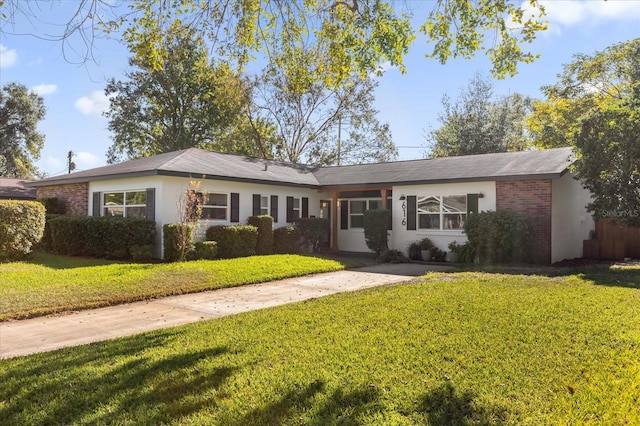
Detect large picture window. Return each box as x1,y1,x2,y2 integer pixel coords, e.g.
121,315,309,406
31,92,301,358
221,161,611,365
103,191,146,218
188,191,228,221
349,199,382,228
417,195,466,230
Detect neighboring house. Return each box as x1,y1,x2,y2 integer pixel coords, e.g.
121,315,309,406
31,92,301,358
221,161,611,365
0,177,36,200
26,147,594,263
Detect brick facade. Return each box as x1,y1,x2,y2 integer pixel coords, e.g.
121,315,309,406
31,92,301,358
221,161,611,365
36,183,89,216
496,179,552,264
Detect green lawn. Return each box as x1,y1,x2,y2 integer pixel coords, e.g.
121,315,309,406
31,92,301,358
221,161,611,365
1,268,638,424
0,253,345,321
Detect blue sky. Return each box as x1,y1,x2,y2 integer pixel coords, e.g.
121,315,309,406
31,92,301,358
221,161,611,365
1,1,639,176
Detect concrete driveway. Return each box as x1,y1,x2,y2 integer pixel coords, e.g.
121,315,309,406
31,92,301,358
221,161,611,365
0,263,454,359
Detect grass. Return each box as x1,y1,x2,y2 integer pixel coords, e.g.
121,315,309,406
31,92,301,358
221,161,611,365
1,267,639,424
0,253,344,321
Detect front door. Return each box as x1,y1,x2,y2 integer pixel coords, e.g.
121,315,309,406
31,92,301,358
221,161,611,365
320,200,331,249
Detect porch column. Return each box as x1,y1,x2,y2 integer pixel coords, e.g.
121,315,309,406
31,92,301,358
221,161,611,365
381,188,388,209
331,190,339,253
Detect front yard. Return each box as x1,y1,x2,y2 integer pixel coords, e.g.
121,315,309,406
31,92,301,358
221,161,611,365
1,261,638,424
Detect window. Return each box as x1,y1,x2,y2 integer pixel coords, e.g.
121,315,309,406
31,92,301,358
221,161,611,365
259,195,269,216
291,197,301,221
188,191,228,221
103,191,146,218
417,195,466,230
349,199,382,228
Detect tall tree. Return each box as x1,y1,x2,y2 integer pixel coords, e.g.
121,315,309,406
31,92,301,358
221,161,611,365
249,45,396,166
104,23,272,163
0,82,45,178
425,74,533,157
1,1,548,80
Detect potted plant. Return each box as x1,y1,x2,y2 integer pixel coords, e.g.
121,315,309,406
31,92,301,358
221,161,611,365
419,237,435,261
447,241,461,263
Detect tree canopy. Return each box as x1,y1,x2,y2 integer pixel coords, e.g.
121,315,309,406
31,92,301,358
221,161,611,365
104,23,272,163
0,82,46,179
425,73,533,157
1,0,548,80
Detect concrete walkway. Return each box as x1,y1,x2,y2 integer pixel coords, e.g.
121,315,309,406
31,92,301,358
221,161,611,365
0,263,453,359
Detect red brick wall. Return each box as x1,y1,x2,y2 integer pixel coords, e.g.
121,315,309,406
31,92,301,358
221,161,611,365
496,179,552,264
36,183,89,216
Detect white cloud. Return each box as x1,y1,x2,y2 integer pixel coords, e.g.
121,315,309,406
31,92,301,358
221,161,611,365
75,91,111,116
32,84,58,96
74,152,101,168
524,1,640,30
0,44,18,68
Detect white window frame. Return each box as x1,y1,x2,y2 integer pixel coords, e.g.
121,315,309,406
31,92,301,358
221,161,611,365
259,194,270,216
349,198,382,229
292,196,301,221
103,190,146,218
417,195,467,231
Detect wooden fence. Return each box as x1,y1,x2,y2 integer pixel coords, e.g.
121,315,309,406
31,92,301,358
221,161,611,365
583,218,640,260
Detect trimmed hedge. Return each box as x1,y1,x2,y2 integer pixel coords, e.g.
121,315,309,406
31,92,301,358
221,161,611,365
295,217,329,252
163,223,194,262
464,210,532,264
0,200,46,261
247,215,274,255
273,226,303,254
38,213,62,251
206,225,258,259
363,209,390,257
49,216,156,259
194,241,218,260
36,197,65,214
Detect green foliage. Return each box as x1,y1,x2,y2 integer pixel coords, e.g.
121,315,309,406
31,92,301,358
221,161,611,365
0,253,344,321
36,197,64,214
48,216,156,260
363,209,389,257
163,223,193,262
464,211,532,264
0,82,46,178
407,241,422,260
273,226,303,254
37,213,62,251
426,73,533,157
193,241,218,260
454,241,476,264
247,215,274,255
419,237,436,251
105,22,272,163
0,200,45,261
295,217,329,252
206,225,258,259
379,249,409,264
129,244,154,262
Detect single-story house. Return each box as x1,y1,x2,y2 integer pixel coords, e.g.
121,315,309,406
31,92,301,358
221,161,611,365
26,147,594,263
0,177,36,200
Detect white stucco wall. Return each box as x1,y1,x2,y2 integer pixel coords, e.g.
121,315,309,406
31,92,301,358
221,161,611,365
390,181,497,255
551,172,594,262
90,176,321,258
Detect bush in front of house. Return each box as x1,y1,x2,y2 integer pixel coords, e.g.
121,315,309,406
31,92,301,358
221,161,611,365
273,226,303,254
206,224,258,259
36,197,65,214
295,217,329,252
163,223,194,262
49,216,156,259
0,200,46,261
247,215,274,255
363,209,390,258
193,241,218,260
464,210,532,264
37,213,62,251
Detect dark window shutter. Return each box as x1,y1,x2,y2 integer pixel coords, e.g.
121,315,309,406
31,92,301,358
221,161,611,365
252,194,261,216
231,193,240,223
145,188,155,221
387,198,392,231
270,195,278,222
92,192,101,217
286,196,294,223
340,200,349,230
467,194,479,215
407,196,417,230
302,197,309,218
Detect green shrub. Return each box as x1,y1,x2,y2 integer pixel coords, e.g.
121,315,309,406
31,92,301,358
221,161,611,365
456,241,476,264
273,226,303,254
464,210,532,264
295,217,329,252
363,209,390,257
380,249,409,264
36,197,65,214
407,241,422,260
163,223,194,262
37,213,62,251
194,241,218,260
49,216,156,259
206,225,258,259
0,200,46,261
247,215,274,255
129,244,154,262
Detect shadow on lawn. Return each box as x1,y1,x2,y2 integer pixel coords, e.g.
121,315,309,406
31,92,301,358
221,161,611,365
0,329,238,425
418,382,509,425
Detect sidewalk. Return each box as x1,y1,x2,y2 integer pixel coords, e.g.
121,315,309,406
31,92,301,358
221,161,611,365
0,263,453,359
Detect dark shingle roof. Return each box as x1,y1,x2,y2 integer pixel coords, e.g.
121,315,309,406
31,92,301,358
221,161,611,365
0,178,36,199
313,147,575,187
28,147,574,189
